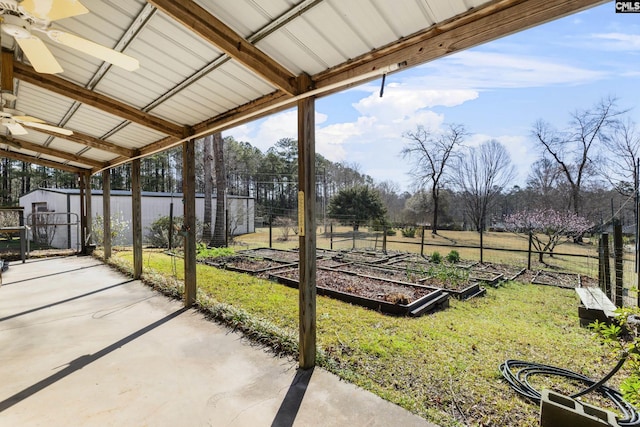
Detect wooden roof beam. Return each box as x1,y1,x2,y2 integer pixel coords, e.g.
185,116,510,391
0,148,87,173
0,137,106,169
30,126,135,158
148,0,299,96
13,62,189,138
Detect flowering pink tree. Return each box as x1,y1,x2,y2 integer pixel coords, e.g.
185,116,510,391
504,209,593,263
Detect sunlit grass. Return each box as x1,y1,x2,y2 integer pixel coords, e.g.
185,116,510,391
99,248,626,427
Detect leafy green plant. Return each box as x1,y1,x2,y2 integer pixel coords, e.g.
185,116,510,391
430,251,442,264
446,250,460,264
401,227,416,238
196,244,235,260
426,263,469,287
591,309,640,406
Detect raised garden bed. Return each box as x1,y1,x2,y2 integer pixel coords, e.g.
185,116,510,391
531,270,583,288
337,262,485,300
331,250,392,265
205,256,296,276
237,248,300,263
468,269,504,287
270,268,449,316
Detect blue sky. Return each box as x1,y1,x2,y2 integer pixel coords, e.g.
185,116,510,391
229,2,640,191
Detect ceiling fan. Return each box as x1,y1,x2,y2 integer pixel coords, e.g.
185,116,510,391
0,105,73,136
0,0,139,74
0,49,72,136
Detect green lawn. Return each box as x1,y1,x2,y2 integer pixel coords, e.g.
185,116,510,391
100,248,628,427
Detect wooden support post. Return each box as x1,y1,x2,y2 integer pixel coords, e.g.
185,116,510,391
183,139,197,307
102,169,112,259
131,159,142,280
79,173,87,254
421,225,425,257
85,173,92,248
614,219,624,307
297,94,317,369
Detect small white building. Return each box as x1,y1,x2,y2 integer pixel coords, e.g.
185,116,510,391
19,188,255,249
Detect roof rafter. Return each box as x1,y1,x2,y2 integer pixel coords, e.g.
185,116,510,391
0,148,87,173
13,62,190,138
0,137,106,169
31,126,135,158
148,0,299,96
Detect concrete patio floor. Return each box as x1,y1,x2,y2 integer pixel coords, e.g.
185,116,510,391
0,256,438,426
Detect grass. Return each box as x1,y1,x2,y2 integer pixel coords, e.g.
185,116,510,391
97,248,628,427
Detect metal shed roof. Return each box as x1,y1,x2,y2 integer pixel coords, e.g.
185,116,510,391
0,0,607,174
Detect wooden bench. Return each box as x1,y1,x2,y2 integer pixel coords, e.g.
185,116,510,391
575,287,617,327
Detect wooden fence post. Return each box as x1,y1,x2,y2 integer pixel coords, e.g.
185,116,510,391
527,230,532,270
602,232,612,299
614,219,624,307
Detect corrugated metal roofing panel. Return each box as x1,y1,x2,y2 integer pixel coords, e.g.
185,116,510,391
149,60,276,126
63,104,129,140
14,83,76,126
93,11,225,109
104,123,168,150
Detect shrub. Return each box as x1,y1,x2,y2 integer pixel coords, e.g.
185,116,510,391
401,227,416,238
146,215,203,248
386,228,396,236
430,251,442,264
446,250,460,264
93,213,130,246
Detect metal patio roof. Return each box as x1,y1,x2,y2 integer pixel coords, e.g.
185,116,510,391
0,0,607,175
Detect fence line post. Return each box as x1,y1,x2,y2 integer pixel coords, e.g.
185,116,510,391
269,216,272,248
527,230,532,270
330,222,333,250
352,221,356,250
598,234,605,292
479,228,484,264
614,219,624,307
603,232,612,299
382,224,387,254
420,225,425,257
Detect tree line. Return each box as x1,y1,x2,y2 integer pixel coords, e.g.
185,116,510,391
1,96,637,234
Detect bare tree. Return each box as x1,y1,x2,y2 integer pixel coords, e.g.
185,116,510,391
202,135,213,243
602,118,640,196
401,124,465,234
211,132,226,247
453,139,516,231
526,157,564,209
532,96,624,215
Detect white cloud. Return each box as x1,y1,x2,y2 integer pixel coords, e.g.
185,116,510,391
589,32,640,51
413,50,607,89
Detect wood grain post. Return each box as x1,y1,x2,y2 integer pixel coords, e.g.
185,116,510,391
85,173,92,247
131,159,142,280
297,94,317,369
183,139,197,307
79,173,86,254
614,219,624,307
102,169,111,259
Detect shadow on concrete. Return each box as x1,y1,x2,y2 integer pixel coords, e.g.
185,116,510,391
271,367,314,427
0,280,135,323
0,306,189,413
1,262,103,286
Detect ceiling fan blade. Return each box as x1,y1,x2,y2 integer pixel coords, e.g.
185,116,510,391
3,121,28,135
18,120,73,136
47,30,139,71
15,36,63,74
20,0,89,21
13,115,46,123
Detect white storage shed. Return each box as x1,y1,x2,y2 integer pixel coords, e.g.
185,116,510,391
19,188,254,249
